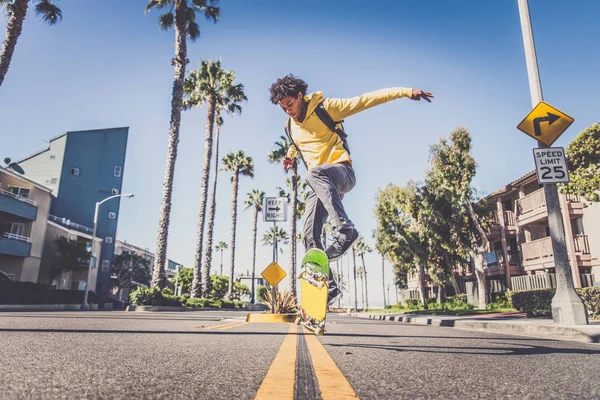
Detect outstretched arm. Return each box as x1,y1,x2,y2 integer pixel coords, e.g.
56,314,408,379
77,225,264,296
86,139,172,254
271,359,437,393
324,87,434,120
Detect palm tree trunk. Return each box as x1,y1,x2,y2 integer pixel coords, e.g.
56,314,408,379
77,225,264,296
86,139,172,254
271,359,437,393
361,253,369,310
250,207,258,304
191,96,217,298
202,115,222,295
360,275,364,309
290,164,298,297
381,254,386,307
227,169,240,299
152,0,188,288
0,0,28,87
352,246,358,312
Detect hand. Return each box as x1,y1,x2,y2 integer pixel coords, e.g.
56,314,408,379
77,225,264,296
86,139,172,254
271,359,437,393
282,157,294,171
410,89,434,102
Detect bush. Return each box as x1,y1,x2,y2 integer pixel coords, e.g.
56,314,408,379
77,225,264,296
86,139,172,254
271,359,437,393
487,292,513,310
210,299,222,308
507,289,555,317
210,275,229,300
256,285,268,303
232,282,250,301
179,293,190,306
444,295,474,311
234,300,245,309
404,299,421,309
187,298,211,308
576,286,600,319
162,288,174,296
129,287,180,307
220,299,236,309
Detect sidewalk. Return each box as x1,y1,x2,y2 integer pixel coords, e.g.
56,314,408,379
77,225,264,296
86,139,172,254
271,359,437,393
348,311,600,343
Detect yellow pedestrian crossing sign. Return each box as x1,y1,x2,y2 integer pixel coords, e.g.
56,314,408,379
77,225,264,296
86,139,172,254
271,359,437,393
517,101,574,146
261,262,286,286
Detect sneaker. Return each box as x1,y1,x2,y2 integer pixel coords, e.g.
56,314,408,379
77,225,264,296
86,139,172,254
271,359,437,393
327,287,343,307
325,229,360,262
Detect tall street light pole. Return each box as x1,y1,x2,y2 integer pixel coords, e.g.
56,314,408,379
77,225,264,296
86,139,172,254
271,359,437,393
82,193,134,311
517,0,587,325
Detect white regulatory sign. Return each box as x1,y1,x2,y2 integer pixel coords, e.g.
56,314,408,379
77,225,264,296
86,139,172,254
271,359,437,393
533,147,570,184
263,197,287,222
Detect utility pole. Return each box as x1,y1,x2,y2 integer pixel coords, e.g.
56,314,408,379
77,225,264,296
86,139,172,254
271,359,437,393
517,0,587,325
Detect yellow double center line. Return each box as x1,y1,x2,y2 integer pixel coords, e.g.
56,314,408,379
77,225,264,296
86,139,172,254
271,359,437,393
255,325,358,399
197,321,248,330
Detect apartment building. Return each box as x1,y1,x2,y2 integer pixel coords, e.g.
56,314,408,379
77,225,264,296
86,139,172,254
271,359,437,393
17,127,129,296
0,168,52,282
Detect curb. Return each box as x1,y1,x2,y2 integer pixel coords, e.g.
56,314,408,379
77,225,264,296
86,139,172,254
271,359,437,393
348,313,600,343
0,304,83,311
126,306,249,312
246,313,296,323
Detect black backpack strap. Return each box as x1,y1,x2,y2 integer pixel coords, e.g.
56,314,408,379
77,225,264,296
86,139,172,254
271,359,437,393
314,102,351,154
284,117,308,170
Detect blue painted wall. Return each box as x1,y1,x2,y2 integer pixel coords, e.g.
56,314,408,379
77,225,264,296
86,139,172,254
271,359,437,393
0,195,37,221
51,127,129,296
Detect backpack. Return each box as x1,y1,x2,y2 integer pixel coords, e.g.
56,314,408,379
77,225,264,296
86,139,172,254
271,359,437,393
283,102,351,169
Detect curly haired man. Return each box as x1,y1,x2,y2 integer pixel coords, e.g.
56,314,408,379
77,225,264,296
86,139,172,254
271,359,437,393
269,74,433,305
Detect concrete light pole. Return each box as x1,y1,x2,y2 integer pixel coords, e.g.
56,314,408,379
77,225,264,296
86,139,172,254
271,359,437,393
82,193,134,311
517,0,587,325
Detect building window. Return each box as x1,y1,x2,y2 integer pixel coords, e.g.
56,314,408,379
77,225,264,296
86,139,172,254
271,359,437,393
49,155,56,160
51,178,57,184
70,168,80,176
108,212,116,219
105,237,113,244
101,260,110,272
8,186,30,199
111,188,119,195
114,165,122,178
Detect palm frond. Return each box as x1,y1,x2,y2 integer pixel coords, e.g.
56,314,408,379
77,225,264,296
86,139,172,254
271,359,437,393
187,20,200,40
35,0,62,25
158,12,174,30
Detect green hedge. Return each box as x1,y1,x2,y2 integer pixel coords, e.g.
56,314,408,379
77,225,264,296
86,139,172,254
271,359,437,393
130,288,246,309
508,287,600,318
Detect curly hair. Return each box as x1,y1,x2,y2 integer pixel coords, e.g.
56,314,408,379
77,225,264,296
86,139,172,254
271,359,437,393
269,74,308,104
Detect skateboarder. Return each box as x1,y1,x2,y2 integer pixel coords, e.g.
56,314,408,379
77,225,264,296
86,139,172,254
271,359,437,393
269,74,433,305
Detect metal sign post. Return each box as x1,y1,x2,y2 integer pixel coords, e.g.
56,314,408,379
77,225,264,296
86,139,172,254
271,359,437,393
517,0,587,325
262,197,288,314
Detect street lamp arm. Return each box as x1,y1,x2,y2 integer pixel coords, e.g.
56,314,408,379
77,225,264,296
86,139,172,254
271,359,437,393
98,193,134,206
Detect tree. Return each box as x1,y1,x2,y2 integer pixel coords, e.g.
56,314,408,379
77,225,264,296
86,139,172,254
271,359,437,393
427,128,492,309
146,0,219,289
221,150,254,298
171,267,193,294
52,237,90,282
268,135,300,297
112,252,151,300
262,226,290,249
183,60,245,298
244,189,265,304
563,123,600,202
375,183,430,309
202,79,246,293
214,241,228,275
356,237,372,310
1,0,62,87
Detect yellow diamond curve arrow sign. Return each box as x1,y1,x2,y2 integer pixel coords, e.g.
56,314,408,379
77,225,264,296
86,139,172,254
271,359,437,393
261,262,286,287
517,101,574,146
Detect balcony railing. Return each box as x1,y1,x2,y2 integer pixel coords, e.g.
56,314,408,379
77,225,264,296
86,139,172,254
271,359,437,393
522,234,591,263
574,234,591,254
3,232,31,243
0,187,37,206
492,210,516,227
49,214,93,234
516,188,546,216
565,193,581,203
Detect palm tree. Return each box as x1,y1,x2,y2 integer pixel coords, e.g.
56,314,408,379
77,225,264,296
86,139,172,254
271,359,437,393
268,136,300,296
146,0,219,289
222,150,254,298
244,189,265,304
202,80,246,295
1,0,62,87
356,238,373,310
183,60,245,298
262,226,290,259
215,241,228,275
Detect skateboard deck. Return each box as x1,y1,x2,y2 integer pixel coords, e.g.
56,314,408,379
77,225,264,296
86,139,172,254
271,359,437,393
295,248,329,335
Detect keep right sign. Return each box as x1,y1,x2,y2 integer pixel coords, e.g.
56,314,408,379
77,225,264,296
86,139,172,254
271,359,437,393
533,147,570,184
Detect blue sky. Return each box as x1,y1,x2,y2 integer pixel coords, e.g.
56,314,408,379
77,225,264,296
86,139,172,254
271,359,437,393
1,0,599,307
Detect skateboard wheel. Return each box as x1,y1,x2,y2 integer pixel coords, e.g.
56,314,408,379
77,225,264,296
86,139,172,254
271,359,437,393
315,327,323,335
294,317,301,325
316,281,325,289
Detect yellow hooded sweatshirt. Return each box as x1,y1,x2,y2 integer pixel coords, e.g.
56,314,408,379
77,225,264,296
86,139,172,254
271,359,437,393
286,87,413,169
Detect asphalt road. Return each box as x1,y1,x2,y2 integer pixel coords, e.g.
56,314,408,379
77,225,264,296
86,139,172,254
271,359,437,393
1,311,599,399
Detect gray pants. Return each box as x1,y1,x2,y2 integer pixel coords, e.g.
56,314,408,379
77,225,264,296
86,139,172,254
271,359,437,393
303,162,356,280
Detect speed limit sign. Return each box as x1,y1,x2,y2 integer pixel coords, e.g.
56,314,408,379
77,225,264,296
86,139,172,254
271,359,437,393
533,147,570,184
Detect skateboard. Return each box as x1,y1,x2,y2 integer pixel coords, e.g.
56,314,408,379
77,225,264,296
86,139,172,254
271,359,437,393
295,248,329,335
